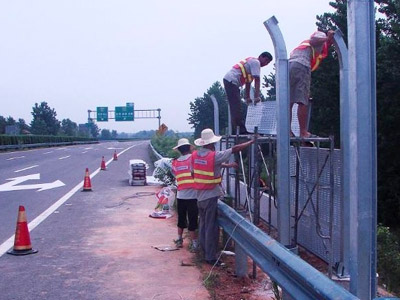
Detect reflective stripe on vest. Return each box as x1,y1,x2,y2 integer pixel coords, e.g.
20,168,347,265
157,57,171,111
192,151,222,190
295,41,328,72
172,156,195,191
233,57,254,85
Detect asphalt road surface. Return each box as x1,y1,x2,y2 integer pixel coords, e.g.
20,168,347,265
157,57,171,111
0,141,211,300
0,140,152,249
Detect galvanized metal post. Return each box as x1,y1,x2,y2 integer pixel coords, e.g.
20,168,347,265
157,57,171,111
157,108,161,128
211,94,220,149
253,127,260,225
332,29,350,277
347,0,377,298
235,209,248,278
264,16,291,246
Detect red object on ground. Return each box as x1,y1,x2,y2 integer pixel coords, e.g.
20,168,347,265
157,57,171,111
113,151,118,161
7,205,38,256
101,156,106,170
83,168,92,191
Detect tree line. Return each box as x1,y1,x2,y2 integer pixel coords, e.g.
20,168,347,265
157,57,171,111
0,101,100,138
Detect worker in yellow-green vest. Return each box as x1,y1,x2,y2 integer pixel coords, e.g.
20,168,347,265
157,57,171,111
171,138,198,252
289,30,335,139
223,52,273,134
192,128,255,265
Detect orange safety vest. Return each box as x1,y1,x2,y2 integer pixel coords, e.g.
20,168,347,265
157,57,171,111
293,40,329,71
233,57,255,85
172,156,195,191
192,151,222,190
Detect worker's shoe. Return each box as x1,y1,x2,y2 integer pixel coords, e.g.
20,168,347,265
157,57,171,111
189,242,199,253
174,238,183,248
205,259,225,267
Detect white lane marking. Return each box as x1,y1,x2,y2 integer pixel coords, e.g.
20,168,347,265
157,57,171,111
6,156,25,161
82,151,88,154
59,155,71,160
14,165,39,173
0,173,65,192
43,151,53,154
84,147,93,150
0,143,143,257
107,147,124,150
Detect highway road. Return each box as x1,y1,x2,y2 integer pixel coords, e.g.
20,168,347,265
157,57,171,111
0,140,210,300
0,140,153,252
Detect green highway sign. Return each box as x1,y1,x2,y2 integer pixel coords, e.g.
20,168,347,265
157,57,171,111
96,107,108,121
115,105,134,121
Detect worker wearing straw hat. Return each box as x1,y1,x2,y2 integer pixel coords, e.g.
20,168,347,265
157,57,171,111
192,128,255,265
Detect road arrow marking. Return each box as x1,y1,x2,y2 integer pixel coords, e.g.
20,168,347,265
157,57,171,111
0,173,65,192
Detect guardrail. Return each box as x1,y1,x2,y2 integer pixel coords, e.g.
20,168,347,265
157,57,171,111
0,140,98,151
218,200,359,300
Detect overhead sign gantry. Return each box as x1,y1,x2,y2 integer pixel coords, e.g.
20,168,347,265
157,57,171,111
87,103,161,127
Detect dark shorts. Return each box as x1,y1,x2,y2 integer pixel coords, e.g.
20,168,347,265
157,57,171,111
177,198,198,231
289,61,311,105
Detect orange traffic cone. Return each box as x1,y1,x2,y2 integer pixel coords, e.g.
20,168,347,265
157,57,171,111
7,206,38,256
82,168,92,191
100,156,106,171
113,151,118,161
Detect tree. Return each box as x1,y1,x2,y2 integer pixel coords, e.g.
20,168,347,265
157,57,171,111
0,116,7,134
101,129,111,139
86,122,100,138
16,118,30,134
60,119,78,136
188,81,228,138
6,116,16,126
262,71,277,101
111,130,118,138
30,102,60,135
375,0,400,229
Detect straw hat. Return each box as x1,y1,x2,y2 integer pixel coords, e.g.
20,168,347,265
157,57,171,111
194,128,221,146
173,138,192,150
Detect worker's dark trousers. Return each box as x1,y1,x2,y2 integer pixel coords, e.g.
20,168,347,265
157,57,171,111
197,197,219,261
223,79,247,134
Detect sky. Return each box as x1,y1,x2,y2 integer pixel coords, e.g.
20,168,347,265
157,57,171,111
0,1,335,134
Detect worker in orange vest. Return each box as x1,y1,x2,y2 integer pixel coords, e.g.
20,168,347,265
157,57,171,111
192,128,255,265
171,138,198,252
223,52,273,134
289,30,335,139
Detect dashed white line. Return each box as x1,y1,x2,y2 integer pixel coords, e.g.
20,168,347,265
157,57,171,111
14,165,39,173
58,155,71,160
43,151,53,154
0,143,142,257
6,156,25,161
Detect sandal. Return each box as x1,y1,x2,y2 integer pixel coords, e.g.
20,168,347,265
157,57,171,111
173,238,183,248
301,133,319,139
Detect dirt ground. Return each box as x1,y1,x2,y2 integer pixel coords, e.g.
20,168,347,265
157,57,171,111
191,221,398,300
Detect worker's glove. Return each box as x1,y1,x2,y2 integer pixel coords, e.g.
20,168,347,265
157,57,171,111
254,97,261,103
245,97,252,105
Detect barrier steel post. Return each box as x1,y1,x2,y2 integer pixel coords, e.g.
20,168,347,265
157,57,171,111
263,16,291,247
347,0,377,298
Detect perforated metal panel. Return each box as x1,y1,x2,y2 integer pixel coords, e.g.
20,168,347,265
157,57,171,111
222,144,344,266
290,148,343,264
245,101,300,136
